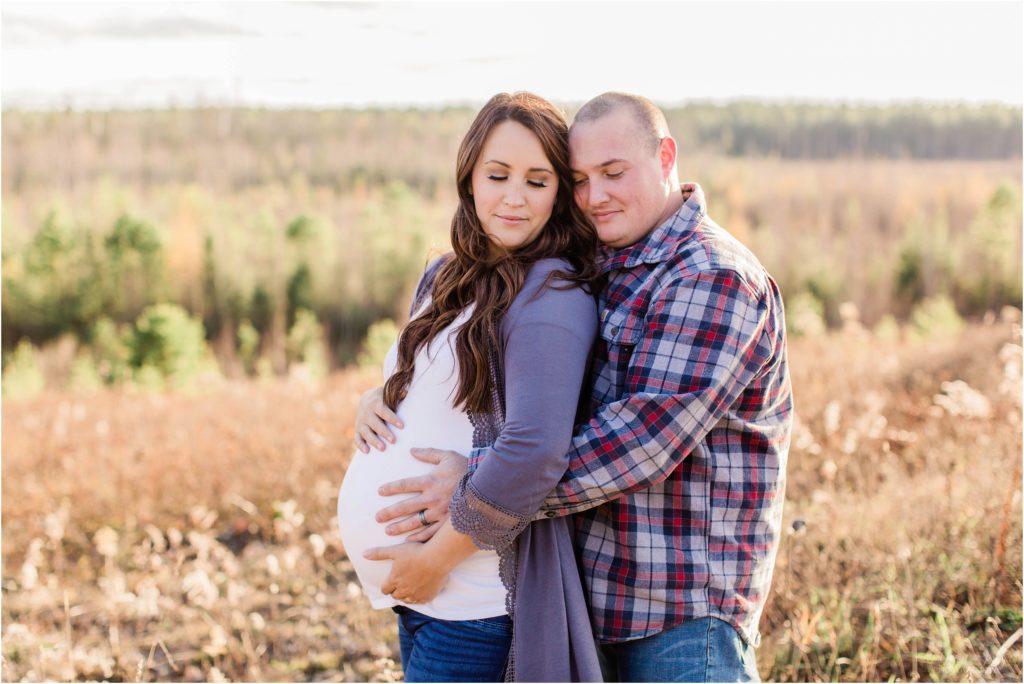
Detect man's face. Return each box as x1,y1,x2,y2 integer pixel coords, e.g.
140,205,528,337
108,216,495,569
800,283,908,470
569,108,672,249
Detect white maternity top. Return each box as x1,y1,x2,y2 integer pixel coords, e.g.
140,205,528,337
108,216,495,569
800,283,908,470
337,307,506,619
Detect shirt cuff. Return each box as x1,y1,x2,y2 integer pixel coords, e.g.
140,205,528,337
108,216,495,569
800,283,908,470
467,446,488,474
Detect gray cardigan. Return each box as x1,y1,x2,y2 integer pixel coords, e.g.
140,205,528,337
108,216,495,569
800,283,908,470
411,255,602,682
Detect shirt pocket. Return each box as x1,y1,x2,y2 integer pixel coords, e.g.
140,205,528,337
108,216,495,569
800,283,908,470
597,306,644,393
600,306,644,347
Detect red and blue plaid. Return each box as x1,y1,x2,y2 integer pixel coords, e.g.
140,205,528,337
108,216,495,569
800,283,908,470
537,183,793,647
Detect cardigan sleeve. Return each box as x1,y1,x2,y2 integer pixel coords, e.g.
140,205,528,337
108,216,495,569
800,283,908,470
449,264,597,550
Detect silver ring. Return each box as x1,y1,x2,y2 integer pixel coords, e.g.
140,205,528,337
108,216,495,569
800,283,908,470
418,510,430,527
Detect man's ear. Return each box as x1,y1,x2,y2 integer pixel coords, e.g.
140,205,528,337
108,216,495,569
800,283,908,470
659,136,678,179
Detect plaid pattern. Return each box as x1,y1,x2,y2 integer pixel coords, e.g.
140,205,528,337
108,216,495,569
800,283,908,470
537,183,793,647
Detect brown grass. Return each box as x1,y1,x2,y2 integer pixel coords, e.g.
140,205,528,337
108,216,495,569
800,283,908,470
2,321,1021,682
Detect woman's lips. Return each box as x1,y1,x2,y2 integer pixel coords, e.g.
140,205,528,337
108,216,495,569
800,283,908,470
497,215,527,224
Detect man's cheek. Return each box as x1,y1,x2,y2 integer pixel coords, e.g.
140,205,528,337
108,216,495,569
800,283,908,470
573,187,588,210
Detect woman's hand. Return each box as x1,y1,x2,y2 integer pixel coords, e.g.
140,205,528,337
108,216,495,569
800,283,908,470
355,386,404,453
364,541,454,604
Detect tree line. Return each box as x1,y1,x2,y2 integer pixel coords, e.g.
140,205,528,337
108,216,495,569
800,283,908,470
2,103,1019,197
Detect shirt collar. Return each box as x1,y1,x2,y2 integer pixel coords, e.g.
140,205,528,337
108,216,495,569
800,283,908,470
598,182,707,272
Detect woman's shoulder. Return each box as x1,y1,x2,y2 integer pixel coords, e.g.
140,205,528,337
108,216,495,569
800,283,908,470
518,257,583,296
415,252,454,292
508,258,597,331
425,252,455,279
409,252,454,316
526,257,576,281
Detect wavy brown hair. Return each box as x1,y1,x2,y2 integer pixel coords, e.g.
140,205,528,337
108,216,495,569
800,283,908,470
383,92,600,414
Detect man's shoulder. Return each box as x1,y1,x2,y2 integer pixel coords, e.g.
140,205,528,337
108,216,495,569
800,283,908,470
662,216,772,296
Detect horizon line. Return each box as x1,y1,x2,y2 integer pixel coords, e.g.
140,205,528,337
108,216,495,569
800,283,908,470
4,96,1022,114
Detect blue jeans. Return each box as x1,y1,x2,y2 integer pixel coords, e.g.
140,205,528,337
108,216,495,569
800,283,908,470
598,617,760,682
394,606,512,682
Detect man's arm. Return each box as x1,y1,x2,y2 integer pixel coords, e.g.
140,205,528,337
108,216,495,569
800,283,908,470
536,268,781,518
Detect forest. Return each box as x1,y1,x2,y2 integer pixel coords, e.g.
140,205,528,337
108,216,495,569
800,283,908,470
2,102,1021,385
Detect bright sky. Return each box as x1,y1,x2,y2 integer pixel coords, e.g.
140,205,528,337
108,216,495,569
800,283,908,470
2,0,1022,109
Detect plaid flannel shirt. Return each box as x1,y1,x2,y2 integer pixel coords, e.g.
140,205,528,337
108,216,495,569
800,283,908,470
533,183,793,646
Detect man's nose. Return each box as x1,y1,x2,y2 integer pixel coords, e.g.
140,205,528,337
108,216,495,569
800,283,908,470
589,180,610,205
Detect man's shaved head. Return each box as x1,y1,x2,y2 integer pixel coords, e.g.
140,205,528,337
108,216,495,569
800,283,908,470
571,92,669,155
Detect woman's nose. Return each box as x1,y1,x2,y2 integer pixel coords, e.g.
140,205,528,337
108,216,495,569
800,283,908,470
504,186,526,206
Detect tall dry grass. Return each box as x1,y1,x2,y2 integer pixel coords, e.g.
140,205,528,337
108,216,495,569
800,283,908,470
2,318,1021,682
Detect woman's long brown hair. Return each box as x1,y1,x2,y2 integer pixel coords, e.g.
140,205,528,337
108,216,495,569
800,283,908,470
383,92,600,413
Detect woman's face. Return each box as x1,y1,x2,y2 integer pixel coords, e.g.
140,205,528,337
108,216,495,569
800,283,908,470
471,120,559,254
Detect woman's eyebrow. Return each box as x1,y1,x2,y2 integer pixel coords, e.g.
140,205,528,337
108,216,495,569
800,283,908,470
483,160,553,174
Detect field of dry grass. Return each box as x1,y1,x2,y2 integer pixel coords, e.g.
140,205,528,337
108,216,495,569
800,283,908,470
2,318,1022,682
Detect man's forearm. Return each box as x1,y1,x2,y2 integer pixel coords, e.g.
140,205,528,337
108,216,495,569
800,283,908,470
422,518,480,570
533,391,697,519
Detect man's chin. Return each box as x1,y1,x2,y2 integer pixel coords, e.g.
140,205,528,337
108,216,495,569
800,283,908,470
597,227,626,249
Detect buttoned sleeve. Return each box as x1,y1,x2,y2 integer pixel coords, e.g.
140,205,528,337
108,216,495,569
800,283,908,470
536,268,780,517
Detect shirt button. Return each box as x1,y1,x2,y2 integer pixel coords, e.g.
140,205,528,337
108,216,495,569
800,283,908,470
611,326,620,335
545,511,556,518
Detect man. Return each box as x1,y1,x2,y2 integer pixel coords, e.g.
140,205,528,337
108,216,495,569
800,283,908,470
363,92,792,682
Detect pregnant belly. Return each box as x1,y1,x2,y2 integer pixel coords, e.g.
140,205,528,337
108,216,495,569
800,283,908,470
337,445,506,619
337,448,436,565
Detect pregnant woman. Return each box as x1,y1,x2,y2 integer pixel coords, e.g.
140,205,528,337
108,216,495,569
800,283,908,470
337,92,602,682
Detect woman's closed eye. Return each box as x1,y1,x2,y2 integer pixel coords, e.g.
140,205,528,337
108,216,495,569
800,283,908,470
487,174,547,188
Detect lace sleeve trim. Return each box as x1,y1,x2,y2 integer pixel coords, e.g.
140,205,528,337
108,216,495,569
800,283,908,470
449,474,528,552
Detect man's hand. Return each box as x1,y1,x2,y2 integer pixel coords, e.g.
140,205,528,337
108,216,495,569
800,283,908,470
376,448,469,541
364,541,452,604
354,386,404,453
